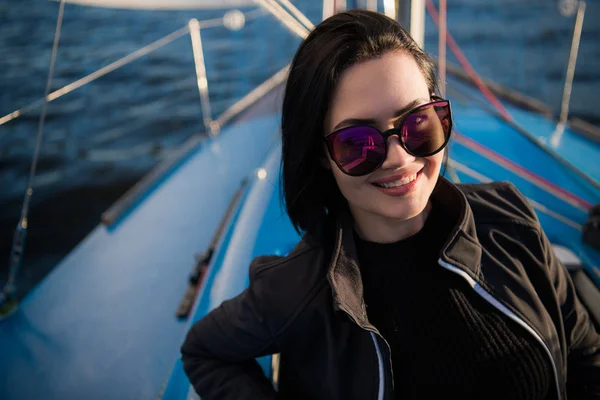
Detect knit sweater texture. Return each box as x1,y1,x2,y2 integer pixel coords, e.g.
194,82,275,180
354,203,553,399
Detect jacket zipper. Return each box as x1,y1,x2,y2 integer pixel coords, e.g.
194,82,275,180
337,305,388,400
438,259,562,400
369,332,385,400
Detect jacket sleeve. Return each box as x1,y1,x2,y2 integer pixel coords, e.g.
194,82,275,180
539,217,600,398
180,259,279,400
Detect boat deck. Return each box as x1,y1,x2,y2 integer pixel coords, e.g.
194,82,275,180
0,111,281,399
1,75,599,399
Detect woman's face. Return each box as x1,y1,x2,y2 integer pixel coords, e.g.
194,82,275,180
324,51,444,232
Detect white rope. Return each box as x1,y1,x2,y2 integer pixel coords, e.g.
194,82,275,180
277,0,315,30
255,0,309,39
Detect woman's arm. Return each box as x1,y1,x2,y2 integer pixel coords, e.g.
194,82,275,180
540,226,600,399
180,265,279,400
504,182,600,397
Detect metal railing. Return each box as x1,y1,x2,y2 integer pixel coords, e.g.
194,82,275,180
0,2,309,317
101,0,322,226
0,9,266,128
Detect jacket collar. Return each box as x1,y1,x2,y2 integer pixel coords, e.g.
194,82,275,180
326,177,483,327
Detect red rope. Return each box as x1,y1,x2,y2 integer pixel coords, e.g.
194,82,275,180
454,131,592,211
438,0,447,97
425,0,514,123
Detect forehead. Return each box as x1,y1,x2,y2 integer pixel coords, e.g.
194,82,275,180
326,52,430,129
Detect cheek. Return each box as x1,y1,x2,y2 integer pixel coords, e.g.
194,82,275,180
422,150,445,178
330,163,368,201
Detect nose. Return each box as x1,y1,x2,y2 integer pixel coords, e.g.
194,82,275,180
379,134,416,170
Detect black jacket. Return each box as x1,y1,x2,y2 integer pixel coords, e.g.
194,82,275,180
181,178,600,400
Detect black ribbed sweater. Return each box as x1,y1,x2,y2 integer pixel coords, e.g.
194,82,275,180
354,203,553,400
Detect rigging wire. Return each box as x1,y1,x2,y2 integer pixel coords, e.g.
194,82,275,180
425,0,600,194
0,8,266,128
1,0,66,317
0,5,268,318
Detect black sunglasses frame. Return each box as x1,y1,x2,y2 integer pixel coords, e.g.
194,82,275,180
323,97,453,177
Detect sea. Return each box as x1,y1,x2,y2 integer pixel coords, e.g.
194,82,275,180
1,0,599,299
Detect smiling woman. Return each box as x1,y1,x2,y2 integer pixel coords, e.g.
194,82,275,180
180,9,600,400
323,55,451,240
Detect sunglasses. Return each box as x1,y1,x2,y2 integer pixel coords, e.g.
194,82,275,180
324,98,453,176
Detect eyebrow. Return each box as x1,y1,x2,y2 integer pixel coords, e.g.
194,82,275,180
332,98,429,131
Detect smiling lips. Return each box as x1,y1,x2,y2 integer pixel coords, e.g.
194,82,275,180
371,168,423,188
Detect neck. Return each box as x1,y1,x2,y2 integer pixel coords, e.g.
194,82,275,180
352,201,432,243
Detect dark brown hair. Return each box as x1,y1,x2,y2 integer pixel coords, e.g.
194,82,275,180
281,9,440,240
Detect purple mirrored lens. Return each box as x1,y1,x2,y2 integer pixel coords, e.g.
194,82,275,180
327,126,385,175
402,101,450,155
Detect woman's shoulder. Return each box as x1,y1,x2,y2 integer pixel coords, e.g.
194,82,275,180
249,236,326,277
247,237,331,328
456,180,540,229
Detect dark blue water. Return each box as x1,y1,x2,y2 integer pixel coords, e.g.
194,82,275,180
1,0,598,298
422,0,600,123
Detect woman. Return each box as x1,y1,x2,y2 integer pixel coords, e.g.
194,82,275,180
181,10,600,400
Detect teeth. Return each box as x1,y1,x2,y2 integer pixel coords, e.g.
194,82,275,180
376,173,417,188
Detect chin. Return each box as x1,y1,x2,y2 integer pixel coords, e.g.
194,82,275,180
338,165,441,225
376,196,428,221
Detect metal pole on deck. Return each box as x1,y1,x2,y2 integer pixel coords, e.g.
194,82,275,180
189,19,219,136
396,0,425,49
550,0,586,148
322,0,337,19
